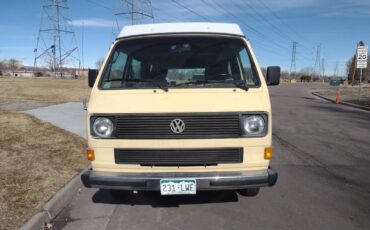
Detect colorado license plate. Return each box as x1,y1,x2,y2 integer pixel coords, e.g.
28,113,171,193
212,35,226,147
160,178,196,195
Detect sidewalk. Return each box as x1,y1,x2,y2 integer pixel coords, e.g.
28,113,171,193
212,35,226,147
25,102,87,138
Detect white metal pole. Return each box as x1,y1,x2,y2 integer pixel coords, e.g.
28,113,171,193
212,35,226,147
358,68,362,101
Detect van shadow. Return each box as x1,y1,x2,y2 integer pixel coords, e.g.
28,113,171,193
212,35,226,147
92,189,239,207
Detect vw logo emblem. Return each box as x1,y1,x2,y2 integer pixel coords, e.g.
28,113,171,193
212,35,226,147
170,119,186,134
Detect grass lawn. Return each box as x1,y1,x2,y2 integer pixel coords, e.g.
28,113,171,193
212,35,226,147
317,84,370,107
0,77,89,229
0,77,90,110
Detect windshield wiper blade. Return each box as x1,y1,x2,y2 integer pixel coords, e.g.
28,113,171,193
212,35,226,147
174,80,211,87
175,80,249,91
232,82,249,91
121,78,168,92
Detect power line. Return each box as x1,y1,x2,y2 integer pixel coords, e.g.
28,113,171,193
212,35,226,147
235,0,295,44
86,0,115,12
255,0,311,47
197,0,291,59
171,0,209,21
234,0,316,63
151,4,184,22
206,0,291,53
254,0,317,61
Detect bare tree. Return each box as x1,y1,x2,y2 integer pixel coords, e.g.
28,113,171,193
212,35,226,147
346,53,369,84
9,59,22,70
0,60,4,76
3,59,22,76
0,60,6,70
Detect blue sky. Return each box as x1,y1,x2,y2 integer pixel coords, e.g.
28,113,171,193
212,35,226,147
0,0,369,76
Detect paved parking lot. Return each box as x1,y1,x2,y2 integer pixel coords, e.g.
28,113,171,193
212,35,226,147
41,84,369,230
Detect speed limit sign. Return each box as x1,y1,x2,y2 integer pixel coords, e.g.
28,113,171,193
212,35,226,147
356,46,368,69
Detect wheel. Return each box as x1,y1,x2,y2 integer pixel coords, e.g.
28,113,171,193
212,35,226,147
237,188,260,197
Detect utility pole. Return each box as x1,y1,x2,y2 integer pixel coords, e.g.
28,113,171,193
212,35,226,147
34,0,80,78
113,0,154,35
313,44,321,80
290,41,297,79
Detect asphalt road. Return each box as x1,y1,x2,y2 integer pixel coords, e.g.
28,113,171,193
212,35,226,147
53,84,370,230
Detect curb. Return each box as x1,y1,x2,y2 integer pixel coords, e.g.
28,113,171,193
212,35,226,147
20,168,88,230
312,92,370,112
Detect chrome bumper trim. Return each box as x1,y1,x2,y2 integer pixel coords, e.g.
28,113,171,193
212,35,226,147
81,168,278,190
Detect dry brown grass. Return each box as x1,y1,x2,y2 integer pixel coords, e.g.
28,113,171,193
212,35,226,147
0,77,90,228
317,85,370,107
0,110,88,229
0,77,90,110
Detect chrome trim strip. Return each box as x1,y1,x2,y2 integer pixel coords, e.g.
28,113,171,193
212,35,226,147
81,168,278,191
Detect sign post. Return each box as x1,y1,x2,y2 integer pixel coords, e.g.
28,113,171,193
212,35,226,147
356,45,368,101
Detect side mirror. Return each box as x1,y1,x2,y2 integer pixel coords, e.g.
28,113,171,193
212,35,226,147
88,69,99,88
266,66,280,86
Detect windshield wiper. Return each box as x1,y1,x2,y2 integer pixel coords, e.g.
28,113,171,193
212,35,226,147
175,80,249,91
175,79,211,86
121,78,168,92
232,81,249,91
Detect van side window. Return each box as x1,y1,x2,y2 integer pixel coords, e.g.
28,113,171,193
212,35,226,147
101,50,128,88
238,48,258,85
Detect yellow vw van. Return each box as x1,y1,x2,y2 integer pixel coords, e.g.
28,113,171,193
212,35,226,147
82,23,280,197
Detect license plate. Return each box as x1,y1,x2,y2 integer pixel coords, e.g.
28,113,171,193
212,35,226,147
160,178,196,195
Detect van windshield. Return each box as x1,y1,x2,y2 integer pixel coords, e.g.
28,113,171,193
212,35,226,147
99,36,259,90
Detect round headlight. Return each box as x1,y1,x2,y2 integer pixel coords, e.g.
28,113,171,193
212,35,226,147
93,117,114,138
243,115,266,135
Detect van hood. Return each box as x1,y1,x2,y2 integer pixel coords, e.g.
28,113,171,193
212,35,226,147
88,88,270,114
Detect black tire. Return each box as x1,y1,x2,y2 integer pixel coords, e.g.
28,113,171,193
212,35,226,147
237,188,260,197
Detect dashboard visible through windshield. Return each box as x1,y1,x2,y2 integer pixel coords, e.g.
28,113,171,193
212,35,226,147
99,36,260,90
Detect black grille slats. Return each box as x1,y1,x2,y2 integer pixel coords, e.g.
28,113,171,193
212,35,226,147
114,148,243,166
115,113,241,139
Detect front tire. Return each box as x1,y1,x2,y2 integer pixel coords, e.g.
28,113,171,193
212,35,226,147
237,188,260,197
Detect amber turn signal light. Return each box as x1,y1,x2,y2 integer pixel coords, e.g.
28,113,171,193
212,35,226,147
264,147,273,160
86,149,95,161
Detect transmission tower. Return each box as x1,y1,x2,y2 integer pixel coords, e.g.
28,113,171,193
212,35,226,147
290,41,297,78
34,0,80,78
333,60,339,77
321,58,325,78
113,0,154,35
313,44,321,79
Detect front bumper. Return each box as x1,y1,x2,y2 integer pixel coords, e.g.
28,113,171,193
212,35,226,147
81,168,278,191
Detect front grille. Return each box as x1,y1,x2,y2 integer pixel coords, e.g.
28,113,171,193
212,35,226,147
115,113,241,139
114,148,243,166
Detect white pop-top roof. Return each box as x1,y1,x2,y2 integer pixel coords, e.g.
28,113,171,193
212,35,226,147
117,23,244,38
